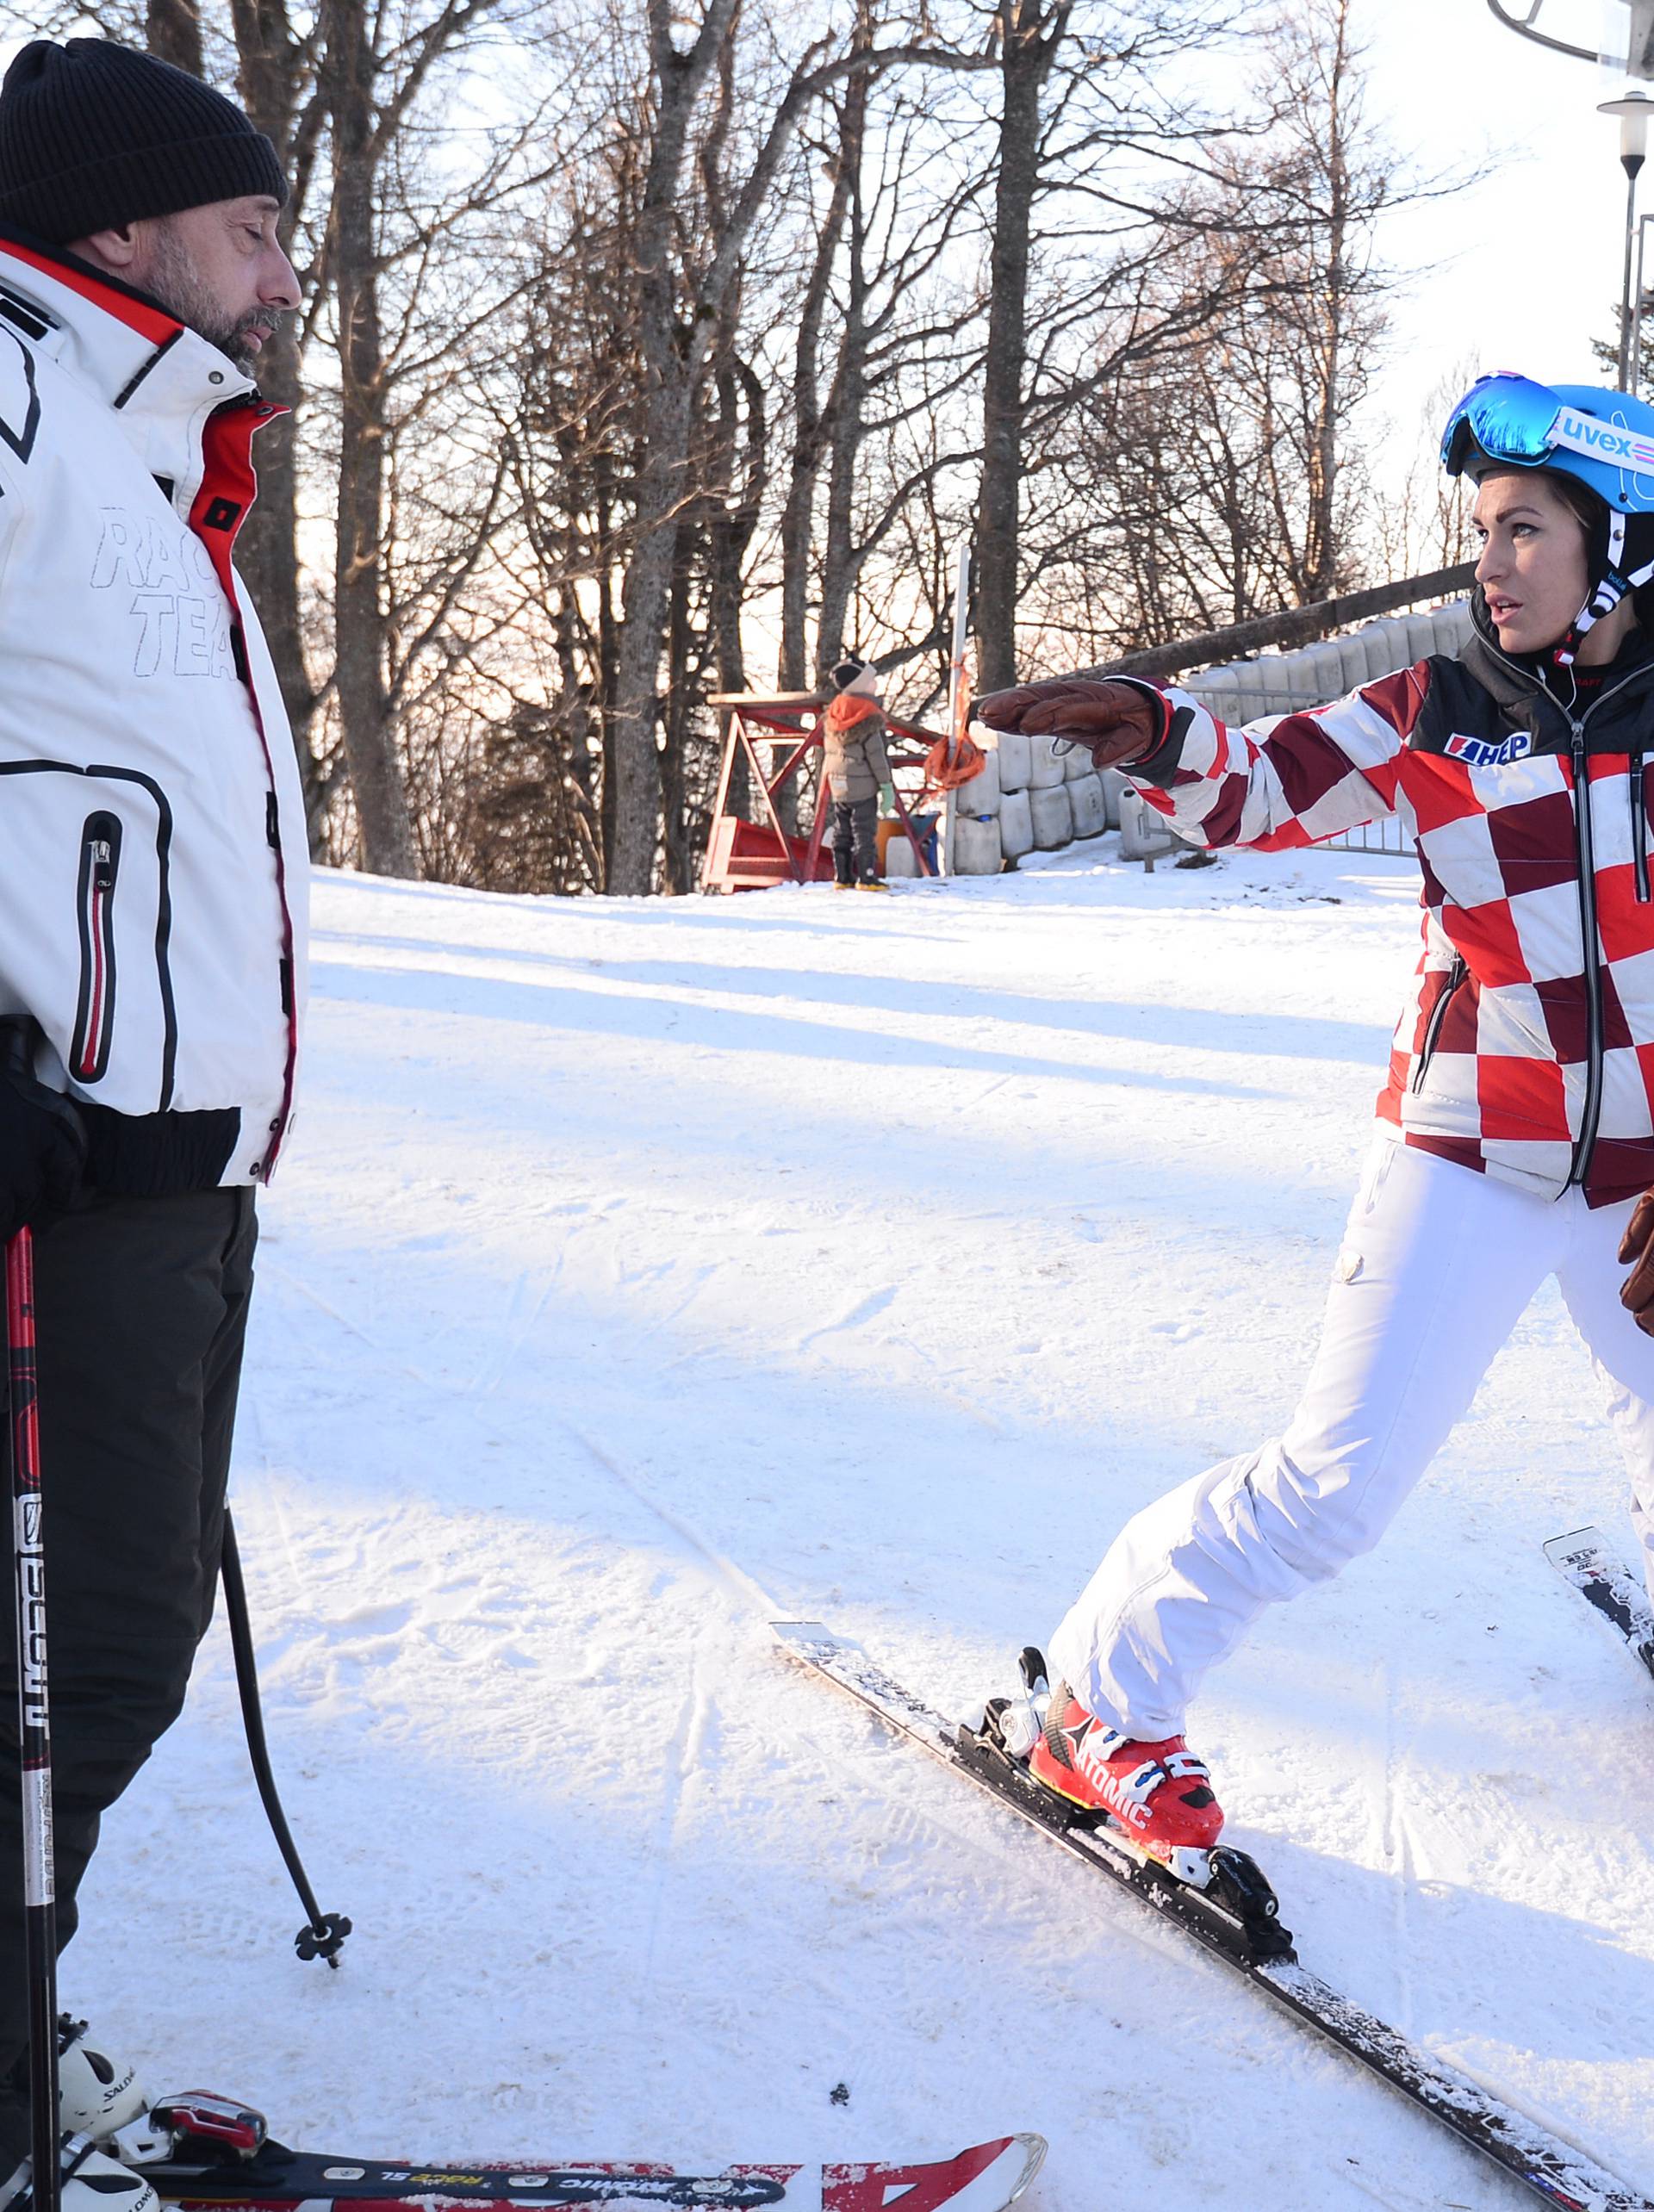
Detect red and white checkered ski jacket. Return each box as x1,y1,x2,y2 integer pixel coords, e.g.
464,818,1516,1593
1116,610,1654,1206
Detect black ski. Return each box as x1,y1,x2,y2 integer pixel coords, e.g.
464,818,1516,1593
1545,1526,1654,1679
774,1619,1654,2212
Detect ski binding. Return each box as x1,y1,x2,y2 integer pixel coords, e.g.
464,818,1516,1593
775,1617,1654,2212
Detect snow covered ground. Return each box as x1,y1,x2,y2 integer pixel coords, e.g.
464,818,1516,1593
72,834,1654,2209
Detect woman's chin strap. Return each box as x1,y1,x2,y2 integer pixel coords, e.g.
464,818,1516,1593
1553,510,1654,668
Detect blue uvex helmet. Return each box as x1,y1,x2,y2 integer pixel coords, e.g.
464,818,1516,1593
1441,373,1654,662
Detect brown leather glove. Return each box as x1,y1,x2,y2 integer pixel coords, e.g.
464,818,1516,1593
1621,1189,1654,1336
972,678,1166,770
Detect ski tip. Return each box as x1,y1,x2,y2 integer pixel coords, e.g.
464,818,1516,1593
1005,2133,1048,2201
1544,1525,1607,1565
771,1619,850,1655
921,2135,1048,2210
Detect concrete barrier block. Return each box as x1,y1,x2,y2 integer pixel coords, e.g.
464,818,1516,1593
1430,601,1472,654
956,749,1000,813
952,811,1003,874
1030,782,1073,848
998,786,1034,859
1070,773,1106,838
1118,787,1178,860
974,723,1029,791
1304,640,1346,704
1360,615,1415,683
1335,635,1371,693
1027,733,1066,789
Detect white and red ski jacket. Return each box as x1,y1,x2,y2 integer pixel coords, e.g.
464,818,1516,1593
1117,618,1654,1205
0,233,308,1190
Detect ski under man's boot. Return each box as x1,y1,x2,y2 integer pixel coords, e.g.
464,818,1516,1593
0,2143,159,2212
1027,1682,1224,1856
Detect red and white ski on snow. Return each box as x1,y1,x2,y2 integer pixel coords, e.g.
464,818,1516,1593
128,2099,1044,2212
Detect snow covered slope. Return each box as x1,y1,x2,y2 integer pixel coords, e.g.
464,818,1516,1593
72,839,1654,2209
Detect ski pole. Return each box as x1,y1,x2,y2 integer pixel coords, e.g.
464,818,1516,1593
219,1513,350,1967
7,1228,59,2212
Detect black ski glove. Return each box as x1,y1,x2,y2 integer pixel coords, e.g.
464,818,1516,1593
0,1019,87,1241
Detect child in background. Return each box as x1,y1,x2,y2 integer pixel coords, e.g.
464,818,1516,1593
823,657,892,890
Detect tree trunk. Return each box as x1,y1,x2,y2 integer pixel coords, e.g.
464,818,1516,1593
660,513,697,894
607,0,738,895
706,349,759,817
146,0,203,74
320,0,420,878
237,326,326,843
815,57,870,677
1303,0,1352,604
595,461,620,890
228,0,325,844
975,1,1067,693
777,141,855,689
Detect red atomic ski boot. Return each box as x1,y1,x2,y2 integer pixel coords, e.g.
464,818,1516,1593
1027,1682,1224,1859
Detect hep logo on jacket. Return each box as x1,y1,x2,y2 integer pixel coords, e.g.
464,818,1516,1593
1116,627,1654,1207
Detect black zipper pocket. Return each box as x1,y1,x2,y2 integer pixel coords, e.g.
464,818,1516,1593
1412,954,1467,1093
70,810,121,1083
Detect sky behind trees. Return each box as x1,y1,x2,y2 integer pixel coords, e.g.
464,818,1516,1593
1365,0,1636,482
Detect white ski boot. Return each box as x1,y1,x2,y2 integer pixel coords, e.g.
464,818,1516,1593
0,2020,162,2212
0,2141,160,2212
57,2023,148,2150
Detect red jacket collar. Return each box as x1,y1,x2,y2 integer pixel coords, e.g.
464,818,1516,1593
0,228,181,345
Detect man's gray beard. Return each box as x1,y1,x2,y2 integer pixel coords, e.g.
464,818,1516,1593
146,222,277,376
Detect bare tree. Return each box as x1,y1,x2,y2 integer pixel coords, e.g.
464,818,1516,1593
146,0,202,73
973,0,1070,693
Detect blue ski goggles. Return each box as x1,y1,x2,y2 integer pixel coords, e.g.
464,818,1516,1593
1440,372,1654,480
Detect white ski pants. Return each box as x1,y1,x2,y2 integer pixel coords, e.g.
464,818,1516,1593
1048,1139,1654,1741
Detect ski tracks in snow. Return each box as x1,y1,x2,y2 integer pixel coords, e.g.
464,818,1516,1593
1377,1653,1420,2041
90,859,1654,2209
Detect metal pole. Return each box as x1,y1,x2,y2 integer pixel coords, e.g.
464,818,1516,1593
1606,97,1654,387
1618,165,1636,391
1635,214,1654,395
7,1229,59,2212
942,544,970,877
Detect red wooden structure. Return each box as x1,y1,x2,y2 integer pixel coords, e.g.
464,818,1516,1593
701,693,946,893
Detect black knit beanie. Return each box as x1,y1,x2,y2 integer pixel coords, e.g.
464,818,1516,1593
0,39,287,245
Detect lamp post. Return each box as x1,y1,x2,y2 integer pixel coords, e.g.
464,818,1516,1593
1632,210,1654,390
1601,89,1654,388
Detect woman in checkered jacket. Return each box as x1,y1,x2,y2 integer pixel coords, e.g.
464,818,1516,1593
971,374,1654,1858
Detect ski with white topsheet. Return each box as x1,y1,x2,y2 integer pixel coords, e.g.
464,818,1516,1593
774,1618,1654,2212
1546,1525,1654,1681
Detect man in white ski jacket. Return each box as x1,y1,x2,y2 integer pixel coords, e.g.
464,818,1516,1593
0,39,307,2200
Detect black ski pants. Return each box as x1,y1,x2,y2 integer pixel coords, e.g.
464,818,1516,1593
0,1189,257,2167
830,795,880,885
